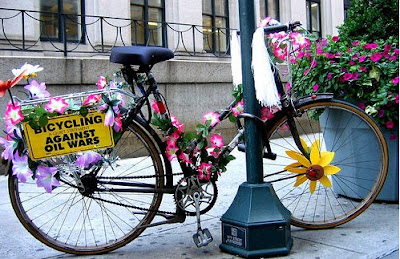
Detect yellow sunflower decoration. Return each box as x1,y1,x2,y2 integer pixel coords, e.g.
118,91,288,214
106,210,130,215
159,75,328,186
284,138,341,194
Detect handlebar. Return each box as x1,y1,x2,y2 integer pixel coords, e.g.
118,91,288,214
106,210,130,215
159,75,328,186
264,21,301,34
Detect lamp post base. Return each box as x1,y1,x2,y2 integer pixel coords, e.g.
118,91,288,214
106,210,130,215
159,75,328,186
220,182,293,258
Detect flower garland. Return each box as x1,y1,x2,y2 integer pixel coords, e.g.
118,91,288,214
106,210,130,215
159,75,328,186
0,64,133,193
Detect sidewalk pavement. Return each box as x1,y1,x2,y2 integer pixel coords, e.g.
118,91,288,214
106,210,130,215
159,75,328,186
0,149,398,259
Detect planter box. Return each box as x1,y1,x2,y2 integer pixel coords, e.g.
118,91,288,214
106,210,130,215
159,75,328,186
321,110,398,202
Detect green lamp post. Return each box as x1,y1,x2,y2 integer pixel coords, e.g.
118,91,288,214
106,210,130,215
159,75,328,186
219,0,293,257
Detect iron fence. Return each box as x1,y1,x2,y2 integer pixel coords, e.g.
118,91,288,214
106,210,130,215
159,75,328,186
0,7,235,57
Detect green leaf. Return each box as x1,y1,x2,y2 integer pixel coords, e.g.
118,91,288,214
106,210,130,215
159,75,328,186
79,106,89,117
39,115,48,127
369,66,381,81
29,119,39,130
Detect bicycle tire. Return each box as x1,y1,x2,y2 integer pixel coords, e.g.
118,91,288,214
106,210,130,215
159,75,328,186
8,118,165,255
264,99,388,229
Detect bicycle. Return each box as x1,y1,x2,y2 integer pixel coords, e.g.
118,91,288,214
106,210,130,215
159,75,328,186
5,22,388,255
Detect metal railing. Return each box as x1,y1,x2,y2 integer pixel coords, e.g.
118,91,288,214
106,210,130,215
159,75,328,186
0,7,236,57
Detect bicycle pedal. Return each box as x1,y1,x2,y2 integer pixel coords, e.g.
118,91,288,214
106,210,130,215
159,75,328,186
193,228,213,247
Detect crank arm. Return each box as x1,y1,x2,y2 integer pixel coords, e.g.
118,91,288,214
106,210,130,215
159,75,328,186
137,212,186,229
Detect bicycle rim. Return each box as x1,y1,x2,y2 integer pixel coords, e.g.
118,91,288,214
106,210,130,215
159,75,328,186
264,100,388,229
8,120,164,254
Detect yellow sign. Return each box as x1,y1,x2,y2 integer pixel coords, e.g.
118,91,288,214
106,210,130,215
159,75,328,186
23,112,115,160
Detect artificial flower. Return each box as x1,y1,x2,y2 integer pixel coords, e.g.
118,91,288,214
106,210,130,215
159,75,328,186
11,153,33,183
75,151,102,168
104,107,115,126
178,152,192,164
198,162,212,180
284,139,340,194
260,106,275,121
0,137,18,160
0,67,27,97
113,116,123,132
5,101,24,125
35,165,60,193
45,97,69,113
83,94,101,106
166,143,179,161
12,63,43,79
231,99,244,117
97,76,107,89
171,115,184,133
202,112,220,127
24,80,50,99
209,134,224,148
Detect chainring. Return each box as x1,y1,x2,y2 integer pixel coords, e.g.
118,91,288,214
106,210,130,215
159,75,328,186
174,175,218,216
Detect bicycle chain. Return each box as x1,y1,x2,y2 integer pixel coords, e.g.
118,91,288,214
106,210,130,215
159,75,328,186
91,172,185,216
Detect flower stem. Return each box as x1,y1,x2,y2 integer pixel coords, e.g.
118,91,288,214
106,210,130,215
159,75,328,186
8,89,15,106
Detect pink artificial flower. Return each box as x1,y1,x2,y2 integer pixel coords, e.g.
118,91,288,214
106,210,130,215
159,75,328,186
4,119,22,140
386,121,394,129
332,36,339,42
151,100,160,113
358,55,367,62
391,77,399,84
198,162,212,180
24,80,50,99
5,101,24,125
104,108,115,126
358,103,366,110
0,137,17,160
202,112,220,127
210,134,224,148
75,151,102,168
166,144,179,161
97,76,107,89
312,83,319,92
370,53,382,62
260,106,275,121
363,43,378,50
12,153,33,183
166,131,180,146
170,115,185,133
35,165,60,193
113,116,123,132
231,99,244,117
45,97,68,113
178,152,192,164
210,150,221,158
83,94,101,106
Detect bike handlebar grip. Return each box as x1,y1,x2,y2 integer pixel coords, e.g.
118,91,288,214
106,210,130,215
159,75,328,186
264,24,288,34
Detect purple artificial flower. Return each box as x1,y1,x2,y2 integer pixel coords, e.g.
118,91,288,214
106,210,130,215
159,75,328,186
36,165,59,193
24,80,50,99
11,153,33,183
75,151,102,168
104,107,115,126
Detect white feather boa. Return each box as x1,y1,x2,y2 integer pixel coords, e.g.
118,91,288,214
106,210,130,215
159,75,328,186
230,30,242,87
251,27,280,107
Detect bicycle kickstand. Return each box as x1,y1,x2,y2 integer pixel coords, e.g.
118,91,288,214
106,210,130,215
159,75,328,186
192,192,213,247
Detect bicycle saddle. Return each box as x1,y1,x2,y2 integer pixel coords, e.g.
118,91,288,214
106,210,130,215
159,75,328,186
110,46,174,66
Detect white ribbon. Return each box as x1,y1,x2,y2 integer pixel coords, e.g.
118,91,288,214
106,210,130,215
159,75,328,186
230,30,242,87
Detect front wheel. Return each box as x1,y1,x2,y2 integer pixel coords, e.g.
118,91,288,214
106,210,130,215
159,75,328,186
8,119,165,255
264,99,388,229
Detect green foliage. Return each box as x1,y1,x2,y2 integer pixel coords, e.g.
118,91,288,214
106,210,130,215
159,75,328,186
338,0,399,43
291,35,399,130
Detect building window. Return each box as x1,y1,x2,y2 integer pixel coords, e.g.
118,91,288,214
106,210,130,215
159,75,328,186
130,0,165,46
202,0,229,53
40,0,84,42
260,0,280,20
306,0,321,37
344,0,352,19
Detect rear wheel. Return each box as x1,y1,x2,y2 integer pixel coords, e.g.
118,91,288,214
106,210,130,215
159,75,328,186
9,119,165,254
264,100,388,229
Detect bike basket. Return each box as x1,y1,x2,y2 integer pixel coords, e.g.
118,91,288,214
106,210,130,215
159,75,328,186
17,88,137,160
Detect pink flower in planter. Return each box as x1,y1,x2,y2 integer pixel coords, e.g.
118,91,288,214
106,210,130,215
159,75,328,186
202,112,220,127
45,97,68,113
359,55,367,62
342,73,353,81
210,134,224,148
332,36,339,42
312,83,319,92
363,43,378,50
11,153,33,183
310,58,317,68
370,53,382,62
35,165,60,193
395,94,399,104
353,40,360,46
24,80,50,99
5,101,24,125
386,121,394,129
358,103,366,110
391,77,399,84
